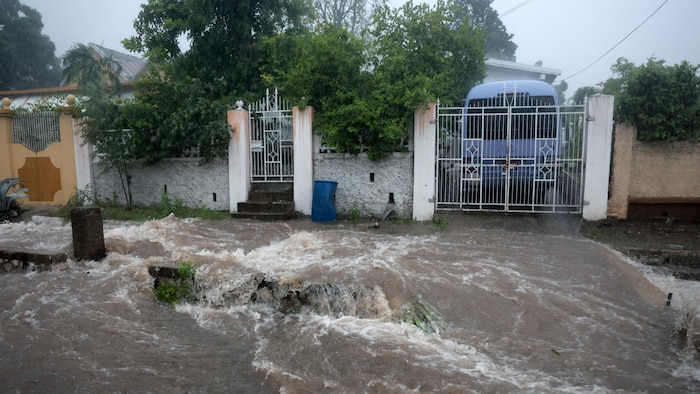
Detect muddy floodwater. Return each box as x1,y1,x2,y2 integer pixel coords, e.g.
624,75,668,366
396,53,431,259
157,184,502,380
1,214,699,393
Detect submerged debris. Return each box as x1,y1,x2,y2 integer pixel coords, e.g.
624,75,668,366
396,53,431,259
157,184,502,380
401,298,445,334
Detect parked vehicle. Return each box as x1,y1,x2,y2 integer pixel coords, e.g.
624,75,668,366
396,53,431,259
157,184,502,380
1,178,29,220
462,80,562,207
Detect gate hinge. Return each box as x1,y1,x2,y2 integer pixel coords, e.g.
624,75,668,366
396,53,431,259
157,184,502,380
582,200,590,205
428,197,435,202
429,120,436,125
586,116,595,122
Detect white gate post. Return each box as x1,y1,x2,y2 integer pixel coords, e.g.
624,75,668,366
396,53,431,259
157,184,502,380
582,94,615,221
412,103,437,221
228,103,250,213
293,106,314,215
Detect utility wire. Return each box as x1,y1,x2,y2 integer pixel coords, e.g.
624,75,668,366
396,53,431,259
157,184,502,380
562,0,670,82
501,0,535,18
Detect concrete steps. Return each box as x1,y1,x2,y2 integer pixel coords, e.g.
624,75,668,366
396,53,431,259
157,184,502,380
232,183,295,221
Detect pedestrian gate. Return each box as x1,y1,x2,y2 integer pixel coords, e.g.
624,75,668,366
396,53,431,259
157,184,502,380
249,89,293,182
435,101,587,213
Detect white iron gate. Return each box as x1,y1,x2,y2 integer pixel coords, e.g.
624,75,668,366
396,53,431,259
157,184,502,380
249,88,293,182
436,101,587,213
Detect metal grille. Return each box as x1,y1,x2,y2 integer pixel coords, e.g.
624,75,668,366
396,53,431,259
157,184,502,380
249,88,293,182
11,111,61,152
436,101,587,213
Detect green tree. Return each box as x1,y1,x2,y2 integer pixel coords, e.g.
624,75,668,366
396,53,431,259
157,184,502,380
62,44,123,93
62,43,135,208
78,83,138,208
453,0,516,61
615,57,700,142
570,85,597,105
553,80,568,105
314,0,371,35
123,0,313,96
271,1,485,159
0,0,61,90
120,0,314,163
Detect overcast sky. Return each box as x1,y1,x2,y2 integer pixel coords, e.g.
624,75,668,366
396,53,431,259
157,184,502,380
21,0,700,96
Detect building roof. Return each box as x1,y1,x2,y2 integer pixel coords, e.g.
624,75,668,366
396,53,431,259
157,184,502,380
485,58,562,84
88,43,148,83
0,44,145,108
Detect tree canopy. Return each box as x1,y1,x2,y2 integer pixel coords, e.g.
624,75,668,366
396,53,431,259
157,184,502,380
62,44,123,93
263,1,485,159
574,57,700,141
613,57,700,142
114,0,486,161
0,0,61,90
453,0,516,61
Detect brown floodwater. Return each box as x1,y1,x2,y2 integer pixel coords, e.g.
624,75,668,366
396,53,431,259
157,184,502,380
0,214,698,393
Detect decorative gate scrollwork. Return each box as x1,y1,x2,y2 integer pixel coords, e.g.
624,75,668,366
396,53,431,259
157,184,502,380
249,88,293,182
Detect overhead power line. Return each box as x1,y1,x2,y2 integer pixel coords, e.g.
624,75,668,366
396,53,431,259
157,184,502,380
562,0,670,82
501,0,535,18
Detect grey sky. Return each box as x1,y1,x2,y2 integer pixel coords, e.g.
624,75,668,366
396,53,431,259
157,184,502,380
20,0,700,96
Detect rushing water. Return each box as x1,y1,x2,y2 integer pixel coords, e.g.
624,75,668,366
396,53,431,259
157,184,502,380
0,214,698,393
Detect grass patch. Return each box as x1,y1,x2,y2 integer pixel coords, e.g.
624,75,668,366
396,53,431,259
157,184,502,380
155,261,199,306
58,188,229,221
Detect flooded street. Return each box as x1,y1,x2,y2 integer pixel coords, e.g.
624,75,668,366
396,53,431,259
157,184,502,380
1,214,698,392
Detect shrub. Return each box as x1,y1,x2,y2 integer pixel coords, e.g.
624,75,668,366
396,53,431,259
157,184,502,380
615,58,700,142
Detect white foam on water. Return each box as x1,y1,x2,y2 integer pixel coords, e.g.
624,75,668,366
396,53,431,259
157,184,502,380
4,215,698,392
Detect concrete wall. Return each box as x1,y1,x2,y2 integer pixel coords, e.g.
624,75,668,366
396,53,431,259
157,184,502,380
313,152,414,219
93,158,229,211
608,124,700,219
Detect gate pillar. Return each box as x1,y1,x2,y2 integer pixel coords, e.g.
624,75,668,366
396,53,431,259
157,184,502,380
582,94,615,221
0,98,13,178
293,106,314,215
228,104,251,213
412,103,437,221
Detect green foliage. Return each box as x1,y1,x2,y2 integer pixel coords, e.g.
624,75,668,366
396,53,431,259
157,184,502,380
110,0,486,162
553,81,568,105
432,216,448,229
77,83,137,208
62,43,123,94
0,0,62,90
613,57,700,142
128,69,232,163
269,1,485,160
314,0,370,35
59,186,228,221
570,86,597,105
155,261,198,306
1,178,29,220
347,201,362,221
452,0,517,61
577,57,700,140
123,0,314,94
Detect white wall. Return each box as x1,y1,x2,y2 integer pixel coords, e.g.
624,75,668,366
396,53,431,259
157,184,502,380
313,152,414,219
93,158,229,210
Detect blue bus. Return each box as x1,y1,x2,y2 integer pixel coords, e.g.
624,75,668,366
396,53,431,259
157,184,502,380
462,80,561,207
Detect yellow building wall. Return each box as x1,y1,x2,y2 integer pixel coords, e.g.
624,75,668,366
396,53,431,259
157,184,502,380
0,99,78,206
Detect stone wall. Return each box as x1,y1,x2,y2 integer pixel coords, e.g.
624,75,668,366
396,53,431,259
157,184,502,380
93,158,229,211
313,152,414,219
608,125,700,219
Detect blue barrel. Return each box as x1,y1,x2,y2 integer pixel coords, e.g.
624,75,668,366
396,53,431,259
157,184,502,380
312,180,338,222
